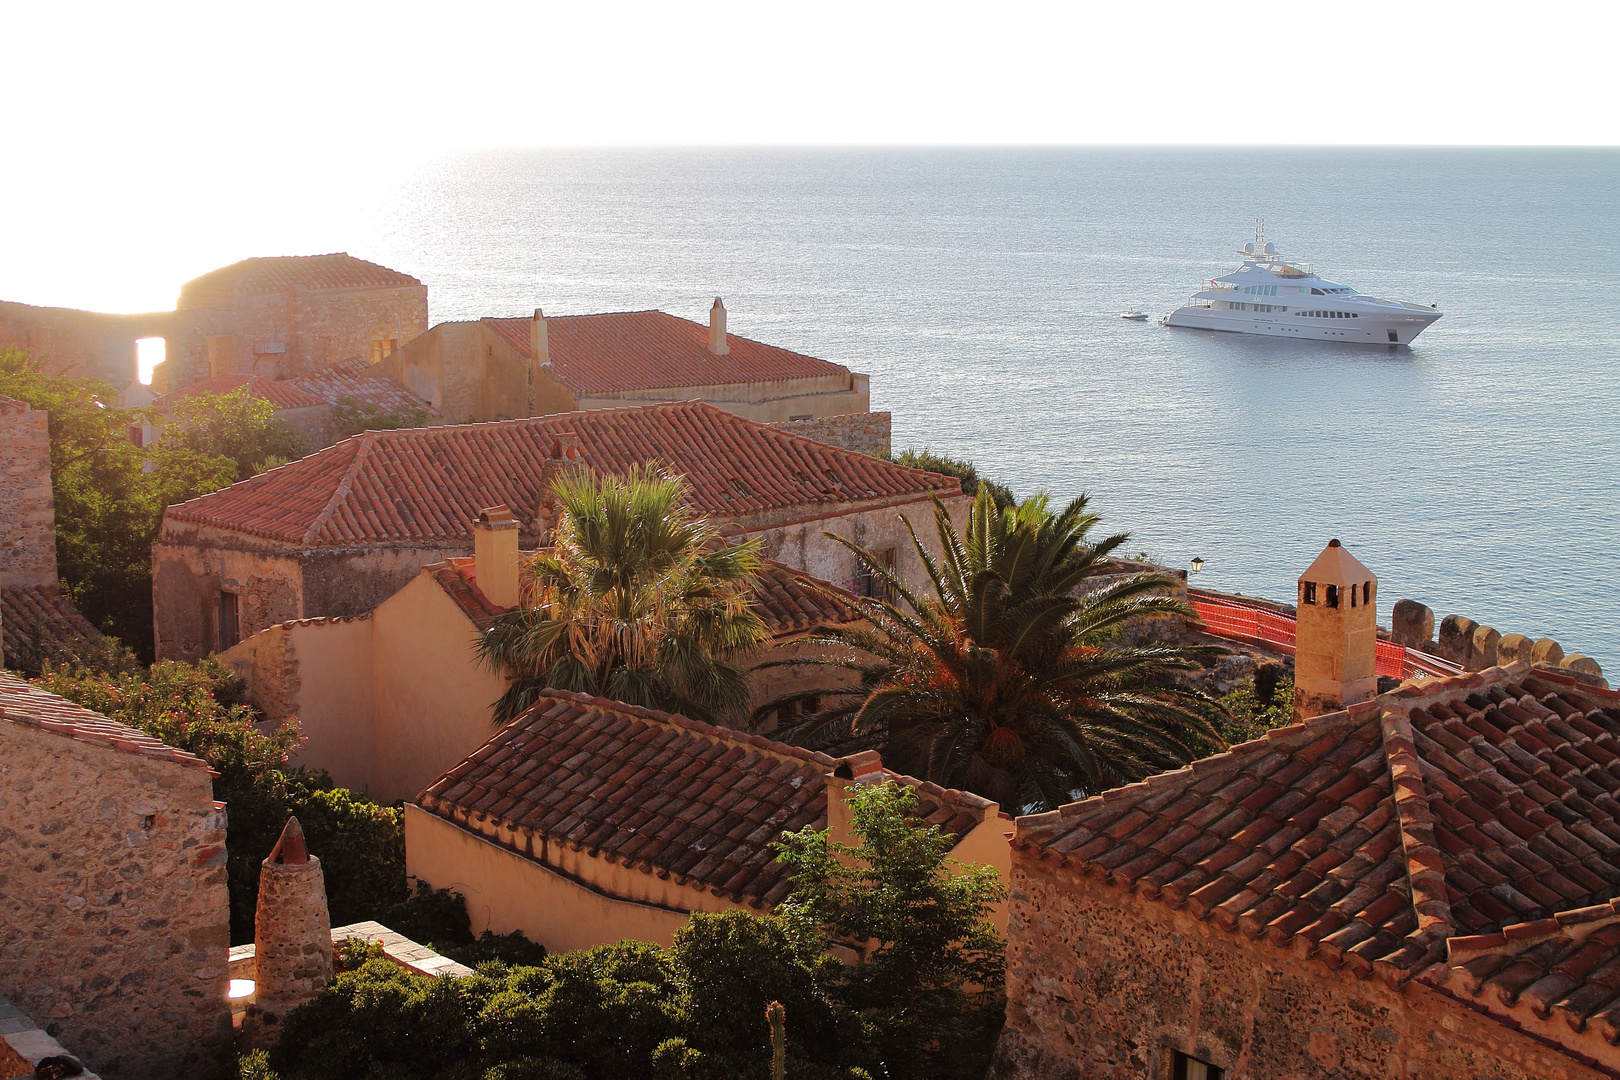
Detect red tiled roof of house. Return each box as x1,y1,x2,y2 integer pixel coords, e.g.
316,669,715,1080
162,401,961,547
290,357,437,417
483,310,851,395
1,585,107,675
1015,663,1620,988
178,254,421,304
0,670,213,773
1421,900,1620,1071
152,373,327,412
417,690,999,908
429,554,857,638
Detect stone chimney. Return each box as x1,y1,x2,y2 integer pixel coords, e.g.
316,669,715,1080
531,433,583,545
473,504,521,609
1293,539,1378,721
708,298,729,356
246,817,332,1045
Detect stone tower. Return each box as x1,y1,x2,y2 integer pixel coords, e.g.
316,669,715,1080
1293,539,1378,721
245,817,333,1045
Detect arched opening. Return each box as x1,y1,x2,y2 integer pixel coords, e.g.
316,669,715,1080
136,337,166,385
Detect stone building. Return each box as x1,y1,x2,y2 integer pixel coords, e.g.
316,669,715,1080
149,356,435,450
0,672,231,1079
220,504,862,802
0,253,427,400
0,394,106,671
374,301,871,424
406,690,1012,955
154,400,966,662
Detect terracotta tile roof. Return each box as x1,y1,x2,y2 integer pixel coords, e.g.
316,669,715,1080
1422,901,1620,1072
0,670,212,772
179,253,421,303
430,554,857,639
1015,662,1620,986
163,401,961,547
484,311,851,395
416,690,1000,908
152,373,327,412
1,585,107,674
290,357,437,416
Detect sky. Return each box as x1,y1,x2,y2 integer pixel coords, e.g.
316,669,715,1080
4,0,1616,315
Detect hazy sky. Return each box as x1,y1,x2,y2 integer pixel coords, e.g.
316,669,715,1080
5,0,1616,313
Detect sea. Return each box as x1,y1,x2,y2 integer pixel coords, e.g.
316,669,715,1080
33,147,1620,668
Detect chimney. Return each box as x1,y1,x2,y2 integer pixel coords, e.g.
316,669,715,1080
530,308,549,367
1293,539,1379,721
708,297,729,356
530,435,581,545
245,817,332,1046
825,750,886,854
473,504,521,609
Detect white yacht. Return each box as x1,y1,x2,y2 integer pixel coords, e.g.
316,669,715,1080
1164,222,1442,345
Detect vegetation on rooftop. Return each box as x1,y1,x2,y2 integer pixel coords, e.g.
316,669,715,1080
761,487,1225,812
244,782,1004,1080
330,393,433,439
880,448,1014,511
0,350,304,659
476,464,770,727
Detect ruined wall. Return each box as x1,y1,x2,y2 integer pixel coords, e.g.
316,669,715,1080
767,412,890,456
156,284,428,392
747,493,972,599
151,529,306,662
0,722,231,1079
0,399,55,588
991,855,1605,1080
748,635,863,725
0,300,164,392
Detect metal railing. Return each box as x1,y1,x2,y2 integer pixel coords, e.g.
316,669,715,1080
1187,590,1464,682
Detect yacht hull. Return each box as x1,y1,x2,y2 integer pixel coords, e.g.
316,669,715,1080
1164,307,1441,345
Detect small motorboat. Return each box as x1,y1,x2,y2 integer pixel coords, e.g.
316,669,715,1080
1120,311,1149,321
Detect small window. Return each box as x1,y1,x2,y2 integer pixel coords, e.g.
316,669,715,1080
855,548,898,601
789,414,813,421
218,591,241,650
1302,581,1317,605
1172,1052,1225,1080
1388,330,1399,342
372,338,398,363
1350,583,1357,607
1326,584,1340,609
1363,581,1372,605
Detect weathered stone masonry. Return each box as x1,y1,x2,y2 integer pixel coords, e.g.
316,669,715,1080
0,395,54,589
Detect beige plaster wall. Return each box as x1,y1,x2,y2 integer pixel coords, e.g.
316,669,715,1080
0,723,232,1079
404,806,716,954
369,576,510,802
0,401,56,588
990,854,1605,1080
573,370,868,423
376,321,564,423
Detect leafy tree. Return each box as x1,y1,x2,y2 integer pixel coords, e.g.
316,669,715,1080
476,465,769,726
160,386,308,480
774,782,1004,1080
763,488,1224,811
883,449,1014,511
330,393,432,439
1217,670,1295,745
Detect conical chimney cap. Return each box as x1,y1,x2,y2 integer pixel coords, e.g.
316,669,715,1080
269,816,309,864
1299,539,1375,588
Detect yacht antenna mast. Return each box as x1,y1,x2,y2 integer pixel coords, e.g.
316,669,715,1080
1253,218,1265,252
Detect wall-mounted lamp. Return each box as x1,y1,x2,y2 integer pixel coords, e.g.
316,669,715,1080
1190,557,1205,573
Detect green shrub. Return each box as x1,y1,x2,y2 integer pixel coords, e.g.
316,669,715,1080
1217,671,1294,745
331,394,432,439
882,448,1014,511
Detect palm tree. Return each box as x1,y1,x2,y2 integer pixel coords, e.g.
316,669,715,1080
475,464,770,726
760,488,1224,812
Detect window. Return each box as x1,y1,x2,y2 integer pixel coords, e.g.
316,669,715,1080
855,548,898,601
1326,584,1340,609
372,337,399,363
789,414,813,421
1363,581,1372,605
1172,1052,1225,1080
218,591,241,650
1388,330,1399,342
1302,581,1317,605
1350,583,1357,607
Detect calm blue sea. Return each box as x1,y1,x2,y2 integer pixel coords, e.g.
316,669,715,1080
350,148,1620,669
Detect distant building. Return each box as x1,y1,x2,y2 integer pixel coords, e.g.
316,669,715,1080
374,300,870,424
0,253,427,401
0,672,231,1079
154,400,965,662
990,542,1620,1080
0,394,107,671
149,357,436,450
406,690,1013,955
221,504,861,803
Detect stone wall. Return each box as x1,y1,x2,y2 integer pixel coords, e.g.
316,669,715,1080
0,399,55,588
748,493,973,600
1388,599,1606,687
767,412,891,457
991,855,1604,1080
0,722,231,1079
0,300,165,393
